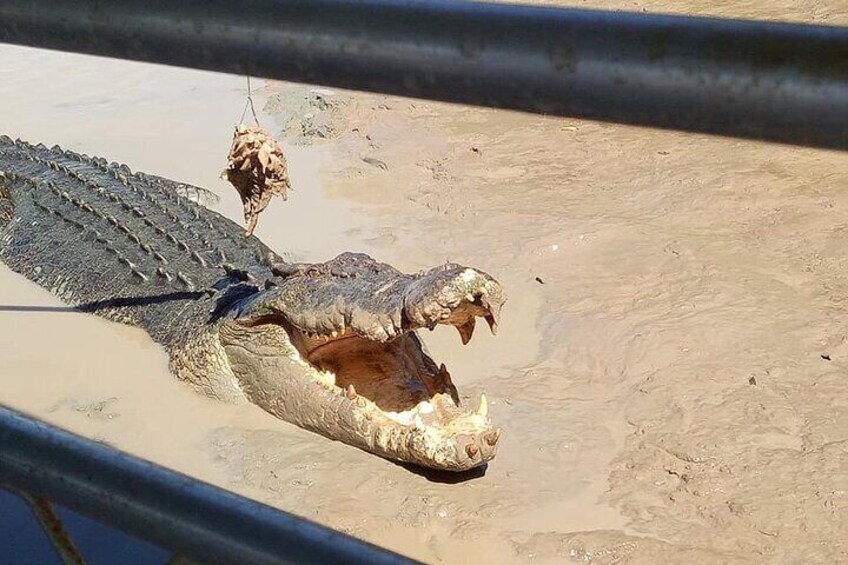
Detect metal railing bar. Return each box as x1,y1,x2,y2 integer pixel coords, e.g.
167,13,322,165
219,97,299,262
0,0,845,150
0,405,417,565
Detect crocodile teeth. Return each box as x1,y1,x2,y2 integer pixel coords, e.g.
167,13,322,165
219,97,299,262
438,363,452,387
417,400,434,414
316,370,336,388
485,314,498,335
476,393,488,418
485,429,501,446
481,296,500,335
346,384,357,400
456,318,476,345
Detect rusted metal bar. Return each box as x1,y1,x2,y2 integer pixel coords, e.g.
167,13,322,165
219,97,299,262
0,0,845,149
15,490,85,565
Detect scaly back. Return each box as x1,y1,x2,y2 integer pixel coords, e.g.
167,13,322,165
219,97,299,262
0,136,281,341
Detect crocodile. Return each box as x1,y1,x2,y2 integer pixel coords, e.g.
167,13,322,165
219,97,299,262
0,136,504,471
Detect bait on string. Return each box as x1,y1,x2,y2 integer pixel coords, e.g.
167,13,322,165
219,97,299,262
222,76,292,237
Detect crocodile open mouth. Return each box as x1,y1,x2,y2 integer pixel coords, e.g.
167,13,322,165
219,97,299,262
292,302,500,466
221,253,505,471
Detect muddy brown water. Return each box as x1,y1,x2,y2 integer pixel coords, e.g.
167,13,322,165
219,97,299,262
2,1,848,562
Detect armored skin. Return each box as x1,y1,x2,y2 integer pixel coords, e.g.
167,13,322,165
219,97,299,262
0,137,504,471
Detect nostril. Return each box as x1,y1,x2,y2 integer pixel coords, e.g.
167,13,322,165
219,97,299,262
465,443,480,459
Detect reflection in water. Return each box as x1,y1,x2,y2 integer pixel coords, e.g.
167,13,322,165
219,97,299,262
0,489,168,564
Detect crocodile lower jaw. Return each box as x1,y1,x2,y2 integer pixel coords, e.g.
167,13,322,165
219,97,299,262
219,319,501,472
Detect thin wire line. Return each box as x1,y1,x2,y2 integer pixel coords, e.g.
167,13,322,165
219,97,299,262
238,76,261,126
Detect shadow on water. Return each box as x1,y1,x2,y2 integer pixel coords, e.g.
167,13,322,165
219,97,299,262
398,461,489,484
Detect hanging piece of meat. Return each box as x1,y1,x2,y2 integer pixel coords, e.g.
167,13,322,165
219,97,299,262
222,125,292,236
